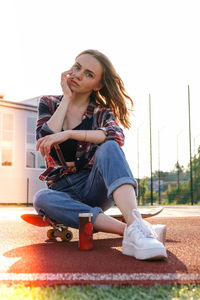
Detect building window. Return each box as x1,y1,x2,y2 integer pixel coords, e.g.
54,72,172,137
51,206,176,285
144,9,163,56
26,117,45,169
2,148,12,166
0,113,13,166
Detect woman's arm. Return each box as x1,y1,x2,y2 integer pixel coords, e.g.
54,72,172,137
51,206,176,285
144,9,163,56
69,129,106,144
46,71,73,133
36,129,106,157
36,72,73,139
46,95,70,133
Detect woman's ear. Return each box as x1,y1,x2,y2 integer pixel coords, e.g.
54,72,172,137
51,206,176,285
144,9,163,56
94,82,103,92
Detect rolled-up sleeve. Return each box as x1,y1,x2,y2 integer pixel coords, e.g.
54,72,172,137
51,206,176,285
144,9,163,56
97,109,125,146
36,96,55,140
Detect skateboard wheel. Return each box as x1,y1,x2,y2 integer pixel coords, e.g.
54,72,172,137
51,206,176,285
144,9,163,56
47,229,57,240
61,230,73,242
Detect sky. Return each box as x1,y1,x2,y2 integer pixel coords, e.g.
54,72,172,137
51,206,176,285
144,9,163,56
1,0,200,178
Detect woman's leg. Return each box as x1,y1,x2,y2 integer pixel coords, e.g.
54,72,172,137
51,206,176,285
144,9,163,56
34,169,126,233
93,213,125,235
33,188,102,229
83,141,138,229
113,184,137,225
84,141,167,259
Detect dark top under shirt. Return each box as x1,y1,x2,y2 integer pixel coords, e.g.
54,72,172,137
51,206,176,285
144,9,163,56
49,116,93,164
50,123,81,162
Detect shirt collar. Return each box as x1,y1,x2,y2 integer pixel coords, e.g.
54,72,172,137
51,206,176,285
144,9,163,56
84,98,97,119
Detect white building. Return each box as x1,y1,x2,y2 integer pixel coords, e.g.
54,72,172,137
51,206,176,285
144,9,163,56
0,96,46,204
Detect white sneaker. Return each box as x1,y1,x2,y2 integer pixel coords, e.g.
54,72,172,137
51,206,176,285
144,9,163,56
122,209,167,260
142,219,167,244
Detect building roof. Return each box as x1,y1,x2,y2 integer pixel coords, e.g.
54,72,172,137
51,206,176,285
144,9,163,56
0,98,39,112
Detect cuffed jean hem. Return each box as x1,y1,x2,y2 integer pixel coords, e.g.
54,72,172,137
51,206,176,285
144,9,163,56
107,177,138,199
90,206,103,225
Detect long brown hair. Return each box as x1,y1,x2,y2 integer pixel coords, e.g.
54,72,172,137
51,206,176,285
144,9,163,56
76,49,133,129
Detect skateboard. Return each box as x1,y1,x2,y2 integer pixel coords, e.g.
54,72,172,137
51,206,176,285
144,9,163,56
21,214,73,242
105,206,164,222
21,207,163,242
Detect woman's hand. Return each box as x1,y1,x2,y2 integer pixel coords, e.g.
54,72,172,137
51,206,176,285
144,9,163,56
60,70,74,100
36,131,70,157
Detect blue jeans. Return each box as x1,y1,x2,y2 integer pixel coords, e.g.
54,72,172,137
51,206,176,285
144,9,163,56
33,141,137,229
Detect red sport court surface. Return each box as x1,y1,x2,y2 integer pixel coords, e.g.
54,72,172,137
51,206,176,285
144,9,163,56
0,206,200,286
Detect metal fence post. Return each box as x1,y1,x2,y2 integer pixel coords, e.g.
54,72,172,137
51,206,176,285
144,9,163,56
149,94,153,205
188,85,194,205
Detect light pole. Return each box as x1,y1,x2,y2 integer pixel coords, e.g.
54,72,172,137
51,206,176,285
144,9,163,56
158,130,161,204
188,85,193,205
149,94,153,205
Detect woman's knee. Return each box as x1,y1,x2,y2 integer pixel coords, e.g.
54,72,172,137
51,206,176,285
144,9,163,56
96,141,124,164
98,140,121,156
33,188,50,209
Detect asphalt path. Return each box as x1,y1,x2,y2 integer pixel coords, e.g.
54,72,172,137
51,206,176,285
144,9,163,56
0,205,200,286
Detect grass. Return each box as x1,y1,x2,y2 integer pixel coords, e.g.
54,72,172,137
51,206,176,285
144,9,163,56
0,284,200,300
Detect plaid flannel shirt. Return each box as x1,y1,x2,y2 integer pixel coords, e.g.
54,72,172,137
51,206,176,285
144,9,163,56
36,95,125,185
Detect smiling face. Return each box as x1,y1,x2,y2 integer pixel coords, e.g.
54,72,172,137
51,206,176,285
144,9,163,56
68,54,103,94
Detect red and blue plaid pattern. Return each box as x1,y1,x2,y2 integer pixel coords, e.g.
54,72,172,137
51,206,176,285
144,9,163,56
36,95,125,184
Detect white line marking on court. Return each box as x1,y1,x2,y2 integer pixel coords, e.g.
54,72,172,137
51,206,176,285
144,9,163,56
0,273,200,282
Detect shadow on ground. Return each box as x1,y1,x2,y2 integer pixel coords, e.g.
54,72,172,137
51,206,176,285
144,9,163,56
4,237,187,275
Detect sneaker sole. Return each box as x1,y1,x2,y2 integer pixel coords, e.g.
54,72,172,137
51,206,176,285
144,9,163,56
122,241,167,260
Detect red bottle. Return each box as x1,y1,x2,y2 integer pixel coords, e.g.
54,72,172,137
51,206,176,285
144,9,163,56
79,213,93,250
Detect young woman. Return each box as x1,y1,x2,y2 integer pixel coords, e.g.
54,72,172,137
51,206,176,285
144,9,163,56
34,49,167,260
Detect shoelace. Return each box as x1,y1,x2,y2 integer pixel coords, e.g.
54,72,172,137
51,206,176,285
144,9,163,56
134,221,147,238
132,209,156,238
139,219,156,238
127,220,146,239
